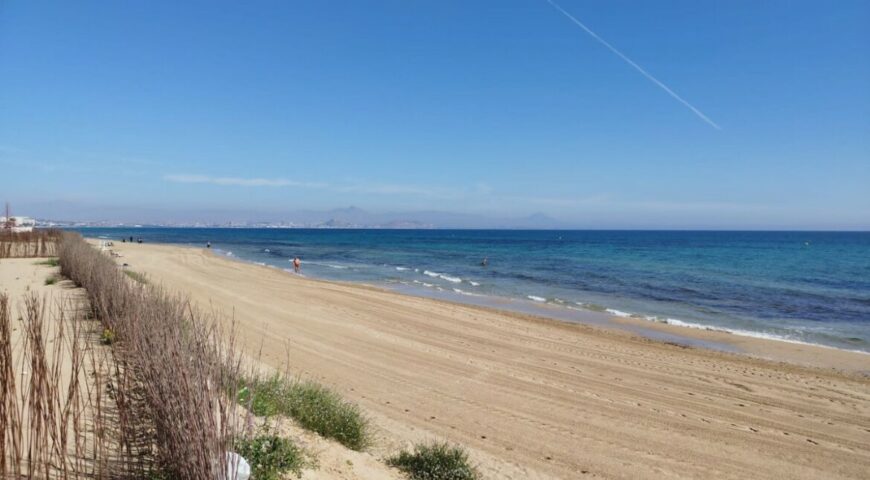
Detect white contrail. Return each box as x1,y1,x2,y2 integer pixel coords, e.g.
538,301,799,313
546,0,721,130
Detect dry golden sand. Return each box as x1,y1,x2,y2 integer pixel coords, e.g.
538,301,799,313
103,242,869,479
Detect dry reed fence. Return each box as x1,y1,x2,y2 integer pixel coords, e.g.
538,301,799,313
0,292,144,479
57,231,246,480
0,229,60,258
1,231,248,479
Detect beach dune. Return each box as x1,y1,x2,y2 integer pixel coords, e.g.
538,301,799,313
108,242,870,479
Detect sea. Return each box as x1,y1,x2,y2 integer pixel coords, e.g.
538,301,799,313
79,228,870,353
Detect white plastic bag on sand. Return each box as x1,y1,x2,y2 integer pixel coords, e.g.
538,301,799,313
225,451,251,480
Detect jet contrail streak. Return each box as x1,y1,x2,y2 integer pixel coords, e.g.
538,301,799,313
546,0,721,130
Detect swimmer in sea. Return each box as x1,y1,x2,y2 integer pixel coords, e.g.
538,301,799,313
481,257,488,267
293,256,301,273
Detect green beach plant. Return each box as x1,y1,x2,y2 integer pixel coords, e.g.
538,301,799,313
44,275,57,285
285,380,371,451
387,442,479,480
238,374,371,451
387,442,480,480
100,327,116,345
35,257,60,267
234,426,309,480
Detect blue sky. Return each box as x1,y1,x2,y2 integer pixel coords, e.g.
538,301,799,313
1,1,868,228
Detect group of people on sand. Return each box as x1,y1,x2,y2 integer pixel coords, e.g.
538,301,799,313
121,236,142,244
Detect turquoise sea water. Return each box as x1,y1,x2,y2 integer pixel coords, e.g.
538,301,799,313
80,228,870,353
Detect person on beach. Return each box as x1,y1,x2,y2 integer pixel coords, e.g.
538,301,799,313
293,257,301,273
206,241,211,249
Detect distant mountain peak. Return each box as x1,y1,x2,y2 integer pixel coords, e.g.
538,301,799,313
332,206,366,214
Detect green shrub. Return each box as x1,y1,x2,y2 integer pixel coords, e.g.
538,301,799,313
44,275,57,285
285,381,370,451
235,429,308,480
237,376,284,417
238,375,370,451
35,257,60,267
100,328,116,345
387,442,478,480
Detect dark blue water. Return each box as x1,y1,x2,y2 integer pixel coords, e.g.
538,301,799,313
80,228,870,353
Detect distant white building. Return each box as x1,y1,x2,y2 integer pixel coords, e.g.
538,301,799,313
1,215,36,233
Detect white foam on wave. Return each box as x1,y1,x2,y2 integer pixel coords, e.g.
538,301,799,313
395,266,409,271
527,295,546,302
606,308,632,318
469,281,480,287
302,260,349,270
422,270,461,283
264,248,270,253
452,288,483,297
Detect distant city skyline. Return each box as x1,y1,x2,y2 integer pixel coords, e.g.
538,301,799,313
1,1,868,230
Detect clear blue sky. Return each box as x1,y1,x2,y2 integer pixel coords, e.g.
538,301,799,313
1,1,868,228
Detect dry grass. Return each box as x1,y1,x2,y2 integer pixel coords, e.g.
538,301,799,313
0,229,60,258
0,232,358,478
0,290,156,478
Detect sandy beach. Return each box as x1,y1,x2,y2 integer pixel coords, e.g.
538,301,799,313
100,241,869,479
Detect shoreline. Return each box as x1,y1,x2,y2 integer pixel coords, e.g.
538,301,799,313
89,239,870,478
146,239,868,373
89,231,870,358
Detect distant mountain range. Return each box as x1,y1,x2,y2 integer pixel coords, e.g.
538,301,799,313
34,206,567,229
281,206,565,229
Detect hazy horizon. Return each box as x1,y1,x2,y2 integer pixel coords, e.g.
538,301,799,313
1,1,868,230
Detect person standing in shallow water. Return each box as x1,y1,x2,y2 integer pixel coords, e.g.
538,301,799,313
293,257,301,273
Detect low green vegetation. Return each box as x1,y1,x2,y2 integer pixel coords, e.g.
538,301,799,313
44,275,58,285
35,257,60,267
123,270,148,284
387,442,479,480
238,374,370,451
235,427,309,480
100,328,116,345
